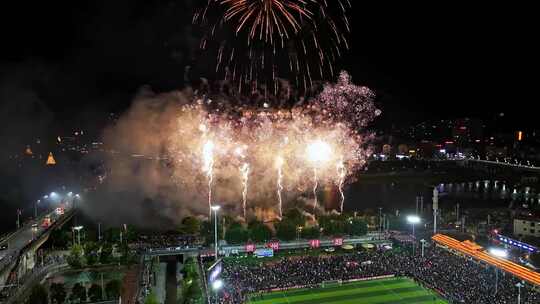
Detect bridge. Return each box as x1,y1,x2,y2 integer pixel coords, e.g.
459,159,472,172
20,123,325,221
143,233,391,257
0,208,76,289
463,158,540,173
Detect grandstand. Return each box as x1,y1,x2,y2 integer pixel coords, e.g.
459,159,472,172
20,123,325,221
248,277,447,304
432,234,540,286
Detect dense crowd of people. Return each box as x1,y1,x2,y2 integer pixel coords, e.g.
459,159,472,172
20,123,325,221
215,246,540,304
134,234,201,251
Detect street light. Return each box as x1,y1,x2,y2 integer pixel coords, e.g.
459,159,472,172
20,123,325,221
73,226,83,245
407,215,421,255
420,239,427,257
211,205,221,261
35,200,41,219
516,282,524,304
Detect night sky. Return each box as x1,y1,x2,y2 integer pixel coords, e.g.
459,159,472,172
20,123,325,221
1,1,538,129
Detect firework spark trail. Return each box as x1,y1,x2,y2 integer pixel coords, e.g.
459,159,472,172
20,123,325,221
276,156,284,218
312,167,318,214
241,162,250,219
202,140,215,218
337,160,346,214
194,0,352,93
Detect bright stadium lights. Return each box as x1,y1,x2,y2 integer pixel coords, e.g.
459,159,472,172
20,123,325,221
43,195,49,199
211,205,221,211
50,192,58,198
407,215,421,255
407,215,421,224
212,279,223,291
67,192,73,196
489,248,508,258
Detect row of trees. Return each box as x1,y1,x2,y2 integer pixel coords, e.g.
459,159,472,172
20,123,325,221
67,241,135,269
27,280,121,304
176,208,369,245
180,257,204,304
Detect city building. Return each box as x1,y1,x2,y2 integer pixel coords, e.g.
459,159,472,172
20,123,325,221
514,215,540,238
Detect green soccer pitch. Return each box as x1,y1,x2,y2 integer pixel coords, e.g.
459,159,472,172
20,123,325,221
247,277,448,304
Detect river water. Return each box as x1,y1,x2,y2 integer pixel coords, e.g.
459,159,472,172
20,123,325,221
344,178,539,214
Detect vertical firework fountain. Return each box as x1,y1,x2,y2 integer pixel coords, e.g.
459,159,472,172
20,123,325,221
276,156,284,218
240,163,250,219
307,140,332,216
337,160,346,214
202,140,215,218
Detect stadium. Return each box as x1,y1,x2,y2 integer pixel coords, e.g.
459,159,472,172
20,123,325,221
206,234,540,304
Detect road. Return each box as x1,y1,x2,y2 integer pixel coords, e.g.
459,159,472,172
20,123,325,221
0,209,67,265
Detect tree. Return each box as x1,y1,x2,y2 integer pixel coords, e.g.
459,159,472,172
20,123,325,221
88,284,103,302
301,226,321,239
27,284,48,304
104,228,121,243
50,283,67,304
67,244,86,269
85,242,99,266
346,218,368,236
105,279,122,300
181,216,201,235
284,208,306,227
144,292,159,304
50,229,71,249
70,283,87,303
125,224,138,242
276,220,297,241
319,214,346,236
248,221,272,242
100,242,113,264
225,226,249,244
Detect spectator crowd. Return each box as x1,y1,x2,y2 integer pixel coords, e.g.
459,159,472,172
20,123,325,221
134,234,201,252
215,246,540,304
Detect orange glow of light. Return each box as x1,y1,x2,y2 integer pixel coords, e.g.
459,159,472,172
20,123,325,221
432,234,540,286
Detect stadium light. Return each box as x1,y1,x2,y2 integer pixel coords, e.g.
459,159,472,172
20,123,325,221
407,215,421,255
212,279,223,291
407,215,421,224
489,248,508,258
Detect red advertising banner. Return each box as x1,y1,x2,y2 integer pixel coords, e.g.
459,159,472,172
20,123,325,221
267,241,280,251
333,237,343,246
310,239,321,248
245,243,255,253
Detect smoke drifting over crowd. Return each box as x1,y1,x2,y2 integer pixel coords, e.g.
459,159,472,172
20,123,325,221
98,71,378,224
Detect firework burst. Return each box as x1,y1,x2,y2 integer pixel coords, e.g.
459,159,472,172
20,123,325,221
159,71,378,219
194,0,352,93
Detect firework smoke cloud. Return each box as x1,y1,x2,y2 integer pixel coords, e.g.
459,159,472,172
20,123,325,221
100,71,378,222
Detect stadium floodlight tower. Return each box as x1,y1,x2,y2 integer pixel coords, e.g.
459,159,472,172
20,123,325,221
432,187,439,234
407,215,421,255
